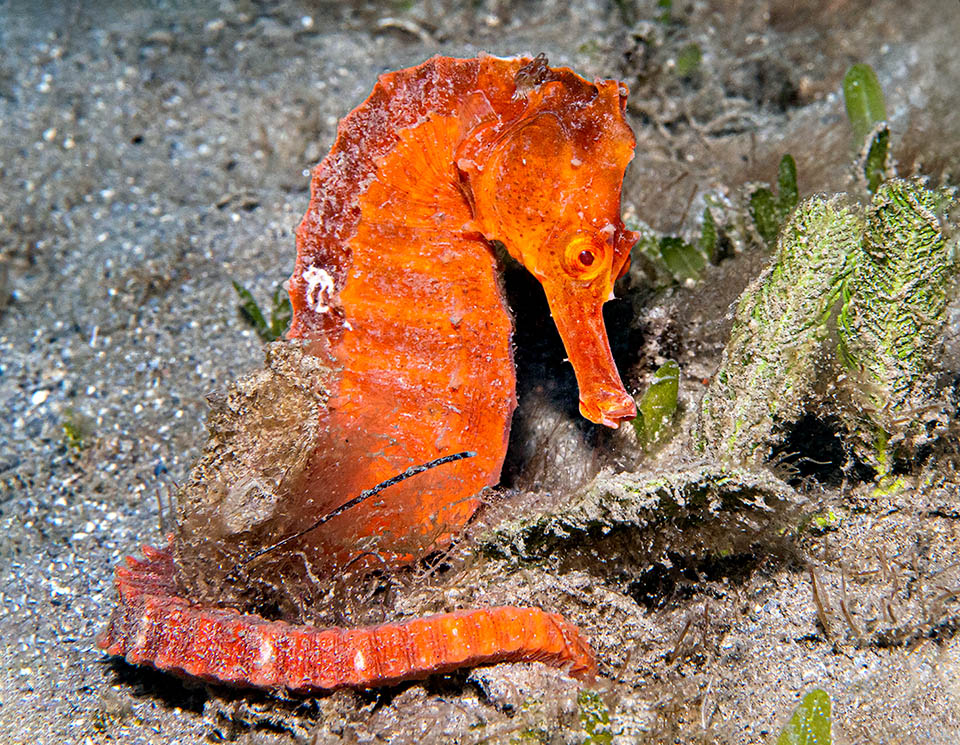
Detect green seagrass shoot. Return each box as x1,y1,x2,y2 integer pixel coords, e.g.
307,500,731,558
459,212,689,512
633,360,680,449
233,280,292,342
776,688,832,745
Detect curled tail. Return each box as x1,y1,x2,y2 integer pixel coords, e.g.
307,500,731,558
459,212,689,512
98,542,596,692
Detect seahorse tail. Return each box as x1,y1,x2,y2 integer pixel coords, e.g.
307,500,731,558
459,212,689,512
98,545,596,692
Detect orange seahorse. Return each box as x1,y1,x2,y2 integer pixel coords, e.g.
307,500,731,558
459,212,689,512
99,54,639,692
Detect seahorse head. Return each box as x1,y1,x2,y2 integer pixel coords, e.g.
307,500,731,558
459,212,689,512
458,72,639,427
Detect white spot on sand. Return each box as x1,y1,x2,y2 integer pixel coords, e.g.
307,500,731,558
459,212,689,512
302,265,335,313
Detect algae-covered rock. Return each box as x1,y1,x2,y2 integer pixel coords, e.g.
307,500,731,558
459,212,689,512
173,340,335,610
697,179,958,474
837,178,958,473
479,465,800,564
698,196,862,464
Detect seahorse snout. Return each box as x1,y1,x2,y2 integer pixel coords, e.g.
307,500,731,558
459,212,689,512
542,283,635,429
579,387,637,428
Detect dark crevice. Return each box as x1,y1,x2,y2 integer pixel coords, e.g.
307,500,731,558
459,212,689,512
499,260,642,491
627,551,769,612
771,414,872,488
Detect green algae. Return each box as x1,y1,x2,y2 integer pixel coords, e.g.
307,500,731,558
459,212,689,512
674,43,702,78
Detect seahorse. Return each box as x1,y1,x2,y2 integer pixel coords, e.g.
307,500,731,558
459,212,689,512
99,54,639,692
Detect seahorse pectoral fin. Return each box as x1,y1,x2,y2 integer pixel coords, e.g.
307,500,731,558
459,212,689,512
542,283,636,428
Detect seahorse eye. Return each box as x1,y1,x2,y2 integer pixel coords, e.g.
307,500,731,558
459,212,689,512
563,234,607,280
